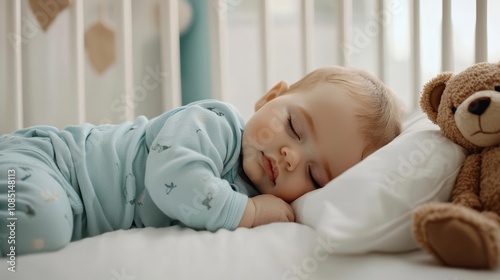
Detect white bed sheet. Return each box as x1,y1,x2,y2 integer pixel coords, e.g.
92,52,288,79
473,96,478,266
2,223,499,280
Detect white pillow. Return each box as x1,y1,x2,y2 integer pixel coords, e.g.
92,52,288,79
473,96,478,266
292,110,466,254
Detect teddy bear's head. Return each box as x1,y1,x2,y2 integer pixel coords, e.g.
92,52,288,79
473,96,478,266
420,62,500,153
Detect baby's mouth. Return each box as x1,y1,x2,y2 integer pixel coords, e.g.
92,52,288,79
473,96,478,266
261,153,278,184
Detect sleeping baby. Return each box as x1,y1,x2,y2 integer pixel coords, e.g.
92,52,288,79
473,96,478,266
0,66,401,256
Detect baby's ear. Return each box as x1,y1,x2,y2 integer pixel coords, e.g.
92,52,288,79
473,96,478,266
419,72,453,123
254,81,289,111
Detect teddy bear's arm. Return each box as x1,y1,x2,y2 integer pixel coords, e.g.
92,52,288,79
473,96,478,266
451,154,482,210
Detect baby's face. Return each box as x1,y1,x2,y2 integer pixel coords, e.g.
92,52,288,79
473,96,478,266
241,82,367,203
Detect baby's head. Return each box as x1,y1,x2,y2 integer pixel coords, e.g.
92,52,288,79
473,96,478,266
241,66,402,202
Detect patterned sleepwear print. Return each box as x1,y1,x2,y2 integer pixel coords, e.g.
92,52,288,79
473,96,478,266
0,100,258,256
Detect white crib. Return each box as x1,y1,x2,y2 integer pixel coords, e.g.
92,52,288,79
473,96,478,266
1,1,500,279
219,0,496,121
1,0,497,133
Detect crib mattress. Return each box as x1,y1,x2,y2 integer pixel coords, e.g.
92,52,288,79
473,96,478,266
1,223,499,280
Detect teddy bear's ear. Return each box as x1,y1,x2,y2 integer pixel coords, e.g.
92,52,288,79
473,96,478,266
419,72,453,123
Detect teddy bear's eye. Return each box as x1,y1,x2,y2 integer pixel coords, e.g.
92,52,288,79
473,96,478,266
495,85,500,92
451,106,457,114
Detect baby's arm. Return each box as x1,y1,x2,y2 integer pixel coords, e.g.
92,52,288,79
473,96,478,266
238,194,295,228
145,102,249,231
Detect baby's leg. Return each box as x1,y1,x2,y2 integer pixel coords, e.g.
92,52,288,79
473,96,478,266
0,150,74,256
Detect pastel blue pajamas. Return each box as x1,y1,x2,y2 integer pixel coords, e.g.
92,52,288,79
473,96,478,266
0,100,258,256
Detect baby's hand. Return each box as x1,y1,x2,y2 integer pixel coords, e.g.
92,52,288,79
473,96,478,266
252,194,295,226
238,194,295,228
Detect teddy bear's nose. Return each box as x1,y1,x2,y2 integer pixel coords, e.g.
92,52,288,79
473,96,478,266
468,97,491,116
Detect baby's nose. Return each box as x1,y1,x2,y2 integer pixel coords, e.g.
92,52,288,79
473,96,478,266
280,147,299,171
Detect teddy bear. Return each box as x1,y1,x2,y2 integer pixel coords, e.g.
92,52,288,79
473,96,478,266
412,61,500,269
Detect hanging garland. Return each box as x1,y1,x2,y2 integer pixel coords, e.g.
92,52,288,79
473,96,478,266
29,0,70,31
84,0,116,73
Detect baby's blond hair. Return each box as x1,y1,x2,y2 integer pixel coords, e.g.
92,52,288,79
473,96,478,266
288,66,402,157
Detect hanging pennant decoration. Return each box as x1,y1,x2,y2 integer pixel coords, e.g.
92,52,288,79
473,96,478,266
84,1,116,73
29,0,70,32
85,23,115,73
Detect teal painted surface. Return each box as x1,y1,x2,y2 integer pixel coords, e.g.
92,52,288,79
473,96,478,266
180,0,213,104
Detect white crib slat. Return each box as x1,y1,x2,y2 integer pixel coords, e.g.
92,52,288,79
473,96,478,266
12,0,24,129
209,0,229,101
159,0,182,110
441,0,454,71
411,0,421,109
117,0,134,121
71,0,85,123
376,0,385,82
259,0,275,91
0,0,26,134
301,0,315,74
338,0,352,66
0,0,26,131
475,0,488,62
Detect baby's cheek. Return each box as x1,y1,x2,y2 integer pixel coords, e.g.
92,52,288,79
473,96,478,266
242,160,263,188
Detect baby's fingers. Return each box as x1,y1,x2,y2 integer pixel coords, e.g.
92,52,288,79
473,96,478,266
283,203,295,222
